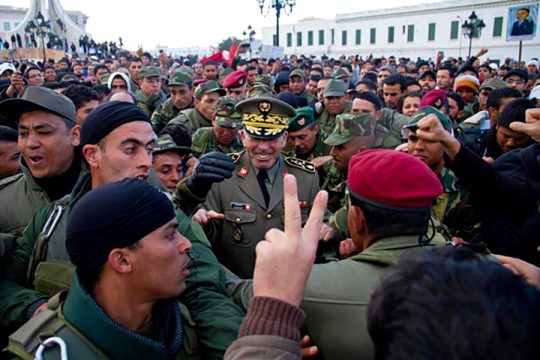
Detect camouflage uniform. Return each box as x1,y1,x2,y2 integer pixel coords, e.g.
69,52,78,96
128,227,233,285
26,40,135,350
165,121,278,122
285,106,331,160
134,66,167,117
191,96,244,158
320,113,376,213
318,79,352,134
151,71,194,134
289,69,317,104
166,81,226,135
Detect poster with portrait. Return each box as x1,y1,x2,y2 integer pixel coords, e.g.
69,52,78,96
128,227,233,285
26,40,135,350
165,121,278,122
507,3,538,41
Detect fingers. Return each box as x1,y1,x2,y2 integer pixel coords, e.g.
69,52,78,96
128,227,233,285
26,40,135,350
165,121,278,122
206,211,224,220
303,190,328,243
283,174,301,236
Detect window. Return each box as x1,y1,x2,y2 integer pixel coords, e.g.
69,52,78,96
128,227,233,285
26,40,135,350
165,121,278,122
450,20,459,39
331,29,335,44
355,29,361,45
297,32,302,46
370,28,376,44
3,22,10,31
318,29,324,45
388,26,395,43
308,31,314,46
493,17,503,37
428,23,436,41
342,30,347,45
407,25,414,42
287,33,292,47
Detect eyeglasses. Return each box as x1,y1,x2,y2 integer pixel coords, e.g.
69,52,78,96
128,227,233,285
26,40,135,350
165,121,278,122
506,79,525,85
28,74,43,79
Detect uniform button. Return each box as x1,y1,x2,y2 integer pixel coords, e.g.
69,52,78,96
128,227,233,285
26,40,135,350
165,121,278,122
266,214,272,219
236,217,241,223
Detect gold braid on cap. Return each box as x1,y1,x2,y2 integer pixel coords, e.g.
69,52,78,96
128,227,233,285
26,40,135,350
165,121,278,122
243,112,289,137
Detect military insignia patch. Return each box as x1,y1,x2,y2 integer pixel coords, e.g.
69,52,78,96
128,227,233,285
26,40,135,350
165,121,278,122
239,167,249,177
232,225,244,242
299,200,308,209
229,152,242,163
258,100,272,114
285,157,316,174
298,117,305,126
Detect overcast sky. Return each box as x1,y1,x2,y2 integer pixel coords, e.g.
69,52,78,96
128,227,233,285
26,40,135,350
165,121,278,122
1,0,443,50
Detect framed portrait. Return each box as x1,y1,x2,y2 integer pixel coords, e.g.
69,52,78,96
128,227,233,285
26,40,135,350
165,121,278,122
507,3,538,41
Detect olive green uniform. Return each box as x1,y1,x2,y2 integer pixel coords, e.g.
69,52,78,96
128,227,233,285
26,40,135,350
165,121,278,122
191,127,244,158
203,151,320,278
167,108,212,135
317,101,352,134
135,90,168,118
151,98,194,134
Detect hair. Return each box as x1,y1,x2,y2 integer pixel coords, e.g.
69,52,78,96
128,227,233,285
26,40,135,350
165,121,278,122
93,64,108,76
479,64,491,72
437,66,454,78
23,66,41,79
518,7,530,14
309,74,322,82
397,91,422,114
340,63,353,73
203,60,218,69
350,195,429,240
446,91,465,110
92,84,111,100
0,125,18,142
356,80,378,92
368,246,540,360
129,57,142,67
354,92,382,110
496,98,536,128
383,74,406,91
159,123,192,149
62,85,100,110
487,87,523,110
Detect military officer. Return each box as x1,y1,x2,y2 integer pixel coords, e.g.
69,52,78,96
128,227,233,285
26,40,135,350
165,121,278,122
195,97,321,278
286,106,331,167
191,96,244,158
134,66,167,117
222,71,248,100
151,71,195,134
320,113,377,213
166,80,226,135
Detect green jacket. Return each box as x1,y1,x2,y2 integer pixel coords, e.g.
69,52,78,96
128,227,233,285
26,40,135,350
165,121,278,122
0,172,244,359
6,275,201,359
302,235,433,360
167,108,212,136
317,101,352,135
135,90,168,118
379,108,410,138
285,129,331,161
319,161,346,214
191,127,244,158
151,98,195,135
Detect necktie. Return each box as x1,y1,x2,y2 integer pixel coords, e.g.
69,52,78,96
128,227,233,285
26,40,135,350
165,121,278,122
256,170,270,207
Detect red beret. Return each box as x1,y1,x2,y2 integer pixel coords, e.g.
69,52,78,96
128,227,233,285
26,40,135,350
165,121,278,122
193,78,208,87
419,89,447,110
223,71,247,89
348,149,442,209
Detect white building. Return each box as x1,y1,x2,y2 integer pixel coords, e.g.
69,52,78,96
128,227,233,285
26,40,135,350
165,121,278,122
261,0,540,62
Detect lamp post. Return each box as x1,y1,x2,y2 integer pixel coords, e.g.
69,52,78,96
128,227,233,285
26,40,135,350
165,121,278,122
25,11,51,63
243,25,256,57
461,11,486,58
257,0,296,47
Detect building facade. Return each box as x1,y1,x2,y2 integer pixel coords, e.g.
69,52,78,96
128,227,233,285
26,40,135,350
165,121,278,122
262,0,540,62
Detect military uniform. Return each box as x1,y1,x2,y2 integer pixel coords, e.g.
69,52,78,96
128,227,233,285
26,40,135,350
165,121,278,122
151,71,195,134
203,97,320,278
318,79,352,134
166,81,226,135
319,161,347,213
204,151,320,278
134,66,168,117
285,106,331,160
191,128,243,158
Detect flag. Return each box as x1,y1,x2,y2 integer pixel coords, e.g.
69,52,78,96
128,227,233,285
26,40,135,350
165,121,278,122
226,40,237,67
201,50,225,64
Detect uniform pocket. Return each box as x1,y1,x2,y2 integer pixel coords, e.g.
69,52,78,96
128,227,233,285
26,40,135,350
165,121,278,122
224,209,257,247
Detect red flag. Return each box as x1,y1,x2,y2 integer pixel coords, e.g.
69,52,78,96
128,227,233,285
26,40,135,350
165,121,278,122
226,40,237,67
201,50,225,64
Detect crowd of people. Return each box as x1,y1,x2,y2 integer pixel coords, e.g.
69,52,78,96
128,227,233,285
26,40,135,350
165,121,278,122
0,42,540,359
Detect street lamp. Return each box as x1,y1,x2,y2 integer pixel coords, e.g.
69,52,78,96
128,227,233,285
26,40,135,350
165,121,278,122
461,11,486,58
243,25,256,57
257,0,296,47
25,11,51,63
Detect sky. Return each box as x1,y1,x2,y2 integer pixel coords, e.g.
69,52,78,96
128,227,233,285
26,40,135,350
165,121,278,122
1,0,443,50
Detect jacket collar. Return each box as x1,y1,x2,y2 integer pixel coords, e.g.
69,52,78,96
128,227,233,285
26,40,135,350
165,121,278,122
63,275,183,359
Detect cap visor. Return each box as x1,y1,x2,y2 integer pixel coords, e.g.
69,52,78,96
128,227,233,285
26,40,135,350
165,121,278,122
324,134,351,146
244,127,285,140
0,99,50,123
324,91,345,97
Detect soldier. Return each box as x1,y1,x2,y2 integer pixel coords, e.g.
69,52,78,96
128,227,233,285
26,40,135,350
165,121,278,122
194,97,321,278
152,134,192,191
320,113,376,213
0,101,245,359
0,87,82,239
317,79,352,134
289,69,316,104
151,71,194,134
134,66,167,117
191,96,244,158
223,71,248,100
6,178,201,358
352,92,407,149
166,80,226,135
286,106,331,167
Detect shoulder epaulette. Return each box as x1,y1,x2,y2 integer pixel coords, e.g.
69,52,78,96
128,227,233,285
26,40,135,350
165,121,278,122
229,151,244,164
0,173,24,190
285,157,316,174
